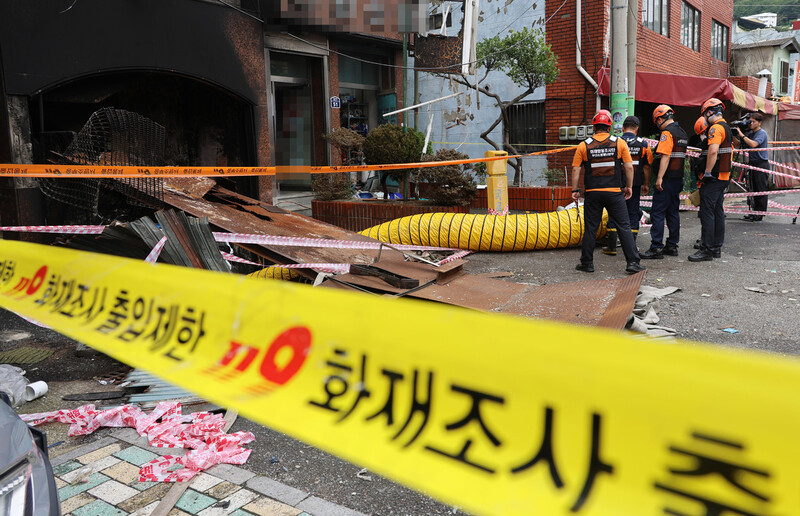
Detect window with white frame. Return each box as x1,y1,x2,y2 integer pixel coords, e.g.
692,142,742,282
711,20,729,61
643,0,669,36
681,2,700,51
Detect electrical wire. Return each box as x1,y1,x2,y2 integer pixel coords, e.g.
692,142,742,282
285,0,570,74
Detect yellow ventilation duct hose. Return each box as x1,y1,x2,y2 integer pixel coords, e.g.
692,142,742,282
247,267,300,281
360,207,608,251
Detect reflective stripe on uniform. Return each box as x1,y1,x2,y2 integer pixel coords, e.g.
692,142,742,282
591,161,616,168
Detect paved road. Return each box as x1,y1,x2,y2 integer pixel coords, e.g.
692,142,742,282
4,192,798,515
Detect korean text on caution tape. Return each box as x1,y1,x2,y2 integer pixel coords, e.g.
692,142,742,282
0,153,517,178
3,240,800,515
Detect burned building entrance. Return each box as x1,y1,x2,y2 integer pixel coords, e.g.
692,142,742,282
29,73,258,222
270,52,327,193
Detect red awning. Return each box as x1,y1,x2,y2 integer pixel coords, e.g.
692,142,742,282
597,68,734,107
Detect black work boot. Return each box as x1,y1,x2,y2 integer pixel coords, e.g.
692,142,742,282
662,245,679,256
601,229,618,256
575,263,594,273
710,248,721,258
640,247,664,259
688,248,713,262
625,262,646,275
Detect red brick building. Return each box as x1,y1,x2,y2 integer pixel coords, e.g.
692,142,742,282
544,0,734,167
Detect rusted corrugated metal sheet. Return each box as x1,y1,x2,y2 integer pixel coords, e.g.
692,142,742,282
160,184,400,271
148,181,642,328
326,259,643,329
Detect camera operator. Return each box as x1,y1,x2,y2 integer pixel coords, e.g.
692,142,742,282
733,113,769,221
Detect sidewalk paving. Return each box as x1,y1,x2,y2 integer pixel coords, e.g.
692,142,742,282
51,428,367,516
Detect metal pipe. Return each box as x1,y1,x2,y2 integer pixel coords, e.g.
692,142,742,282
626,0,637,115
576,0,601,112
382,91,464,117
610,0,629,133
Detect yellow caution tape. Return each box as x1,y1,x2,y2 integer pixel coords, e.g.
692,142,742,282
0,154,517,178
2,239,800,515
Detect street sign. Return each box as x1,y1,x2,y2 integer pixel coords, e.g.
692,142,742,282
330,96,341,109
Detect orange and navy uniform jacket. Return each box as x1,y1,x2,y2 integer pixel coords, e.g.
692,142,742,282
571,132,633,192
621,133,653,187
704,119,733,181
655,121,689,180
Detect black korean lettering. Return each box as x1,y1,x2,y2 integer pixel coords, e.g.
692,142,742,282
511,407,564,488
48,279,76,312
655,432,771,516
34,274,61,307
74,286,107,324
338,354,370,421
0,260,14,284
161,306,206,361
144,304,179,351
366,369,402,425
392,370,433,447
96,289,130,334
59,283,104,321
117,297,155,342
58,283,89,318
425,384,504,474
570,413,613,512
309,349,355,413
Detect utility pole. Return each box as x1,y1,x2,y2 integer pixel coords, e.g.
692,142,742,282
626,0,637,117
610,0,629,134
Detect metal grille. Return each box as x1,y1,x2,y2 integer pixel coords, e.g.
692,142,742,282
506,101,546,153
40,107,166,221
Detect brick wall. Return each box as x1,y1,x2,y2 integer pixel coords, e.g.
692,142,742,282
729,75,773,97
545,0,734,148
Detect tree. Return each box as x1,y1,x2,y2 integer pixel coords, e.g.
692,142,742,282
447,27,559,184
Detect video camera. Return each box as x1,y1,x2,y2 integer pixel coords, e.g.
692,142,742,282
730,114,753,134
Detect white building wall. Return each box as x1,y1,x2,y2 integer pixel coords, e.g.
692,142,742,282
409,0,549,185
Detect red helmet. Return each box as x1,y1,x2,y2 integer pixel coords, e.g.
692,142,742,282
653,104,673,124
701,98,724,116
694,116,709,135
592,109,613,126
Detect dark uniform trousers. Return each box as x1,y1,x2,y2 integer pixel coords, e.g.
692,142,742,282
699,178,728,251
605,188,642,231
581,191,640,265
649,177,683,249
749,159,770,213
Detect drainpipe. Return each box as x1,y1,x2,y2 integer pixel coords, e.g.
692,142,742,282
610,0,629,133
626,0,637,117
576,0,601,113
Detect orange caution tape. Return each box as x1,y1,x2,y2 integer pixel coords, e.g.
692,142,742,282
0,154,519,179
525,145,578,156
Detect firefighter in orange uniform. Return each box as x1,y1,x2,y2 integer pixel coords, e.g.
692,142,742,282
640,105,688,259
571,110,646,275
688,98,732,261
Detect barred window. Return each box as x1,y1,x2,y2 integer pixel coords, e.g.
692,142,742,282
681,2,700,51
711,20,729,62
643,0,669,37
505,102,546,154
